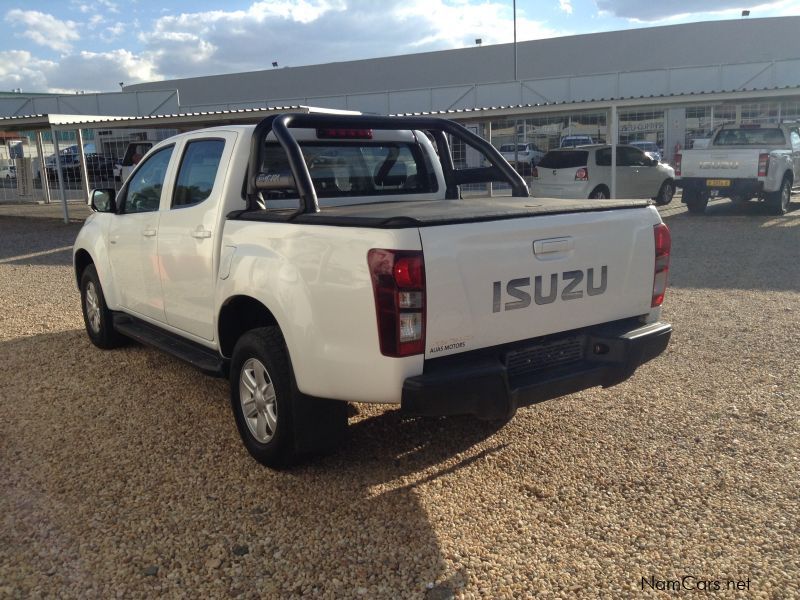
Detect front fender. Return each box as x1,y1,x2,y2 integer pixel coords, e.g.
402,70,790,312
73,213,120,309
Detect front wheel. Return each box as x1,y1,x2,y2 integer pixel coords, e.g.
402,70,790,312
768,176,791,215
654,181,675,206
80,264,126,349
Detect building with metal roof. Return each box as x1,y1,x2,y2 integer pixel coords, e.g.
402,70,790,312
1,16,799,217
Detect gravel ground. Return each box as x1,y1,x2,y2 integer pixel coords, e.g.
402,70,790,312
1,197,798,599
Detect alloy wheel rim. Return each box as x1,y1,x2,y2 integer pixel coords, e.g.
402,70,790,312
239,358,278,444
782,183,790,210
85,282,101,333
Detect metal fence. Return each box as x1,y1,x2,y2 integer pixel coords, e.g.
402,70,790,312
0,127,177,206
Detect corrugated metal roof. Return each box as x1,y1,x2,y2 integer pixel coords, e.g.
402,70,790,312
0,105,360,130
1,85,798,131
390,85,800,117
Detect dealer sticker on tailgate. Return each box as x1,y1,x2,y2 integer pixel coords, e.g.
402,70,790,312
706,179,731,187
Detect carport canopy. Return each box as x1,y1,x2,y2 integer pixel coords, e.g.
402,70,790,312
0,106,360,223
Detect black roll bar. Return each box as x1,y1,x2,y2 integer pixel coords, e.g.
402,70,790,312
246,113,530,214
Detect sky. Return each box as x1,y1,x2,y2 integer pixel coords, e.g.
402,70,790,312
1,0,798,94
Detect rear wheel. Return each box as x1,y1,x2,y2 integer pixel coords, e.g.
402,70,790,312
684,190,708,215
654,181,675,206
230,327,347,468
589,186,609,199
768,176,791,215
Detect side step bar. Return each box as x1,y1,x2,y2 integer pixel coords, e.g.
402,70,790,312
112,313,226,377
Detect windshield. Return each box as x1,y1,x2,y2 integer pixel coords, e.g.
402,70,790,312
714,128,786,146
260,141,438,199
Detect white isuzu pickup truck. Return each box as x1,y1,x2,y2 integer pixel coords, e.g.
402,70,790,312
675,123,800,215
74,113,672,467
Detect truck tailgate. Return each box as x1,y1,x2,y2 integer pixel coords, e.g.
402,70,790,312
681,149,761,179
421,206,660,358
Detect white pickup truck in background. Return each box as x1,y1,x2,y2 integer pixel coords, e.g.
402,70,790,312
675,123,800,214
73,113,672,468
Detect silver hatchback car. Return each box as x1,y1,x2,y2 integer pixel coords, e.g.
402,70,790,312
532,145,676,205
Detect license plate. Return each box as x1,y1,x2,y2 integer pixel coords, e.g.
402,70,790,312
706,179,731,187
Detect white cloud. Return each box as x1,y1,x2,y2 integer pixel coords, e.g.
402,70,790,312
48,50,160,92
98,0,120,13
394,0,559,48
0,51,57,92
101,22,126,42
136,0,559,79
559,0,573,15
595,0,796,21
5,10,81,53
0,49,159,94
3,0,563,92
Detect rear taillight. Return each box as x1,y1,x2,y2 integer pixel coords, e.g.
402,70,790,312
367,249,425,357
532,166,539,179
674,153,682,177
758,153,769,177
652,223,671,307
575,167,589,181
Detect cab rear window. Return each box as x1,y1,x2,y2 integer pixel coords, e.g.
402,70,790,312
538,151,588,169
260,141,438,199
714,128,786,146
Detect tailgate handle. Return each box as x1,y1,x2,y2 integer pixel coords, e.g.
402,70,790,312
534,237,573,255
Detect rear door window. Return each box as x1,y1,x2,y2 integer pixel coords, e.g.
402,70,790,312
172,139,225,208
538,151,588,169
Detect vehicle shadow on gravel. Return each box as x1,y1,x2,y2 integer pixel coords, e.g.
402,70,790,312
659,200,800,292
1,328,505,597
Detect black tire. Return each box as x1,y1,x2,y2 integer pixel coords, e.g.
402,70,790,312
683,190,708,215
589,186,609,199
80,264,126,349
768,176,791,216
229,327,347,468
654,180,675,206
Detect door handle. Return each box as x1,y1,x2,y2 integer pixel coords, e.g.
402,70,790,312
191,227,212,239
142,229,156,237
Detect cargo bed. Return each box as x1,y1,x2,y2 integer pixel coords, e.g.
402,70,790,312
234,197,652,228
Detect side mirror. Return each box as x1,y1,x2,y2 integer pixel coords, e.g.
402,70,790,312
90,188,116,213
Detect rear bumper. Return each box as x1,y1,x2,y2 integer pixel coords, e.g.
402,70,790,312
401,319,671,420
678,177,764,197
